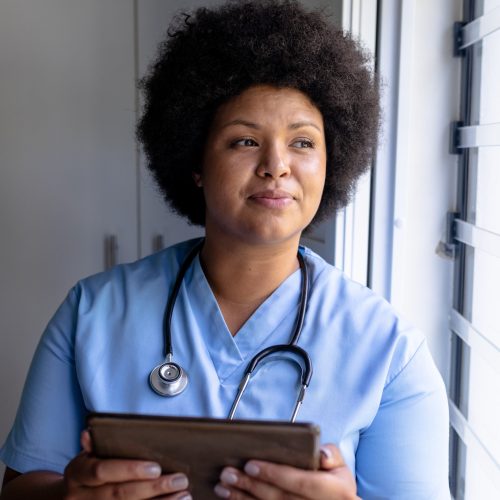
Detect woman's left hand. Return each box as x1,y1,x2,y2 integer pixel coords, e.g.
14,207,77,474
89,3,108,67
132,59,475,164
214,443,359,500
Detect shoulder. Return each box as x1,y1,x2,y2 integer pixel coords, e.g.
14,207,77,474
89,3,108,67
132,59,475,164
73,238,202,306
36,239,202,357
301,246,425,388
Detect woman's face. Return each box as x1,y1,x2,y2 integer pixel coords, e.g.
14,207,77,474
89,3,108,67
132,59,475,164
197,85,327,247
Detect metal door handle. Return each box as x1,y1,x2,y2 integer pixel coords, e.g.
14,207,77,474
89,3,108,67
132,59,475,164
104,235,118,270
153,234,164,252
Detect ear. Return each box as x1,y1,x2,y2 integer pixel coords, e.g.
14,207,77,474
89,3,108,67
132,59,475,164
192,171,203,187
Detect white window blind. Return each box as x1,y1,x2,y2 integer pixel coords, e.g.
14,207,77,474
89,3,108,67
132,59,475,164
450,1,500,498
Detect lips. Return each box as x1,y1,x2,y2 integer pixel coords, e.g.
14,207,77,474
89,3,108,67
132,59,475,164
248,189,295,209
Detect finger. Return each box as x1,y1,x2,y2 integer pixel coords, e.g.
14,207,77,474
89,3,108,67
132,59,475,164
319,444,345,470
154,494,193,500
153,494,193,500
241,460,350,499
66,453,163,487
95,474,190,499
214,481,254,500
81,430,92,453
216,467,302,500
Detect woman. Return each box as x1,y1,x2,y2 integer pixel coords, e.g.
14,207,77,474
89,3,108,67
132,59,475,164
0,1,450,499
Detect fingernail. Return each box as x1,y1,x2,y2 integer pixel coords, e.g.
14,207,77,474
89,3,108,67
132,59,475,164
320,446,333,460
170,473,189,489
178,494,192,500
220,468,238,485
141,462,162,477
244,462,260,477
214,483,231,498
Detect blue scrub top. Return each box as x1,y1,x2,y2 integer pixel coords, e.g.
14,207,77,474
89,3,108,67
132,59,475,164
1,239,450,498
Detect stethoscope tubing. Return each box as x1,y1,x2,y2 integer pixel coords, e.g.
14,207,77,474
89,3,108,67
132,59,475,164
162,240,204,358
151,239,313,422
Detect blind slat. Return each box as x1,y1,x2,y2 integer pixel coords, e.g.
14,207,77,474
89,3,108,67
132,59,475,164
450,309,500,368
449,400,500,491
459,6,500,49
455,219,500,257
456,123,500,148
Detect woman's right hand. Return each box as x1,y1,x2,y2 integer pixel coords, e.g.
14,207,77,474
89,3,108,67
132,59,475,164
63,431,191,500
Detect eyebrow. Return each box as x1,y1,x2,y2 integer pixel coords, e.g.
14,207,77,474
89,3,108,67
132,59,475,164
221,119,322,132
289,121,322,132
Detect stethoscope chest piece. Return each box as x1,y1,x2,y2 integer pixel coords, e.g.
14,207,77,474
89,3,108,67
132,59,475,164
149,360,188,397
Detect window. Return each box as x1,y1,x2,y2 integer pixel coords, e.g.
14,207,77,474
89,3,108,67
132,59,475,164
449,1,500,497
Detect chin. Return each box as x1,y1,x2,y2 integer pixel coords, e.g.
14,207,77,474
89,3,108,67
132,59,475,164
235,225,304,247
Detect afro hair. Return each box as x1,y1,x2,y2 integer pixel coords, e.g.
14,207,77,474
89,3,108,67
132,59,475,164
137,0,380,226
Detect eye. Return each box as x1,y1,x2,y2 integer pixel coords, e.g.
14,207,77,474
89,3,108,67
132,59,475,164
231,138,259,147
291,139,315,149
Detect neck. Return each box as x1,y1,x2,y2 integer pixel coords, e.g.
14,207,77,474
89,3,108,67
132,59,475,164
199,234,301,335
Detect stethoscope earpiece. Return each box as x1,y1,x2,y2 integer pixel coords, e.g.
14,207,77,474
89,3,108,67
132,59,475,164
149,359,188,397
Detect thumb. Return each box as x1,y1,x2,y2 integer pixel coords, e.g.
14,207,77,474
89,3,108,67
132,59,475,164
319,443,345,470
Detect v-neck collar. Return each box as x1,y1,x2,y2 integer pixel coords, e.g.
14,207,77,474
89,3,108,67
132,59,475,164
186,255,302,382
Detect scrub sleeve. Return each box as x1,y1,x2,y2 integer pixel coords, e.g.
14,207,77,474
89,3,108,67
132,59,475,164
0,288,86,473
356,340,450,499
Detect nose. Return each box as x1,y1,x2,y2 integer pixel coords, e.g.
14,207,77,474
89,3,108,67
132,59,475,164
256,143,291,179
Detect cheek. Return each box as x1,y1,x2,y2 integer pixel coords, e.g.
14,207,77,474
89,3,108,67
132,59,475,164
207,155,254,190
307,183,325,211
202,165,245,211
302,163,326,201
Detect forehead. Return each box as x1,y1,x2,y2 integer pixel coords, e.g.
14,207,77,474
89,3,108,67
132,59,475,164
212,85,324,127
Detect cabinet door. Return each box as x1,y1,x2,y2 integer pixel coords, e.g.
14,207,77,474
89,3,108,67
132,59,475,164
0,0,137,450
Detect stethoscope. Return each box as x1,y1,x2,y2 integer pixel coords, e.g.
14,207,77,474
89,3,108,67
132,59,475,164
149,240,313,422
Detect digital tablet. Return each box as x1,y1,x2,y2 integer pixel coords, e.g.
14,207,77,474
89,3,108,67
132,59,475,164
87,412,320,499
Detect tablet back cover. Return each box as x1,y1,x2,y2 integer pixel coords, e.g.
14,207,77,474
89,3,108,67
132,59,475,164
88,412,320,499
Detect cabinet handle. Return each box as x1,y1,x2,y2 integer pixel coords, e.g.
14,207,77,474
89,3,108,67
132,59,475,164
104,235,118,270
153,234,164,252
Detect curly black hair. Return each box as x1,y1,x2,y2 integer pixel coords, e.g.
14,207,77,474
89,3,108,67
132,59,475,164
137,0,380,226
